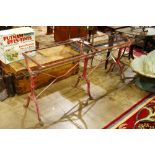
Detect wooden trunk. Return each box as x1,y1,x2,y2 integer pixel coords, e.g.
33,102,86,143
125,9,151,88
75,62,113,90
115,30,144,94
1,45,79,95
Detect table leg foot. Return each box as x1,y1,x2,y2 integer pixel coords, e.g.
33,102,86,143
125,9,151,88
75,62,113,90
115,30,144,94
39,120,44,126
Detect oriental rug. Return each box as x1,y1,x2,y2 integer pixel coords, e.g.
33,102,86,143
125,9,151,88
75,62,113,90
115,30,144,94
103,94,155,129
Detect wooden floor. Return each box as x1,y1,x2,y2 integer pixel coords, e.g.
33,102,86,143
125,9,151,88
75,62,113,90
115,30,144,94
0,31,148,128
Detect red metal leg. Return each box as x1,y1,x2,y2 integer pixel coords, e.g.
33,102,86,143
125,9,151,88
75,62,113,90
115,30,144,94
73,42,93,99
23,56,43,124
85,78,93,99
24,76,36,108
24,95,31,108
32,93,42,122
107,47,125,81
82,56,93,99
74,53,93,99
115,48,125,80
30,76,42,124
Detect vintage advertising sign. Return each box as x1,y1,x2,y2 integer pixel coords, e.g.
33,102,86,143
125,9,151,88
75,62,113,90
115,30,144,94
0,27,36,64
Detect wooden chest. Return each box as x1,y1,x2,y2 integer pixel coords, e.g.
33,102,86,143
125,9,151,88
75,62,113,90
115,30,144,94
1,45,80,95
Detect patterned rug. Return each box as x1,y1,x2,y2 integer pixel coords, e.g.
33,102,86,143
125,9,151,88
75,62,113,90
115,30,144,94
133,48,146,57
103,94,155,129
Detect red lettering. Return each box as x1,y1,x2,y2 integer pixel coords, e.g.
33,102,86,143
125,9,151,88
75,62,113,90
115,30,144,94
3,34,32,45
3,36,7,41
7,40,13,44
14,39,19,43
13,35,17,39
17,34,23,38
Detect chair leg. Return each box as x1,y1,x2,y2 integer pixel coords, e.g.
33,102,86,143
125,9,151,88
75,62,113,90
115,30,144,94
129,45,134,59
105,51,110,69
107,63,115,73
